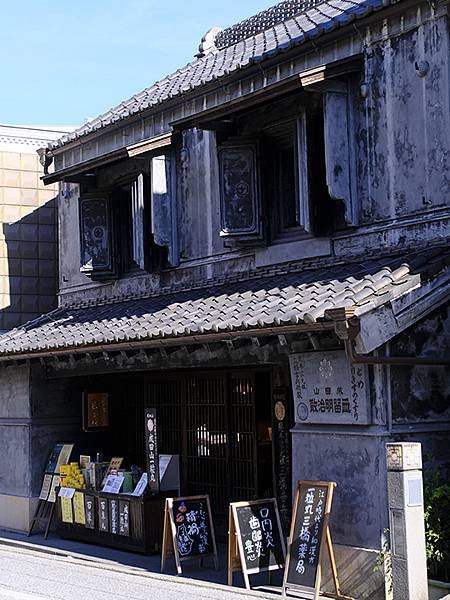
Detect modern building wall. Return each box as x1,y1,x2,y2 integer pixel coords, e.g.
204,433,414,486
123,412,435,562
0,124,72,531
0,125,71,333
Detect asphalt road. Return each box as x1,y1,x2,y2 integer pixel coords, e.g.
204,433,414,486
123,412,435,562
0,545,276,600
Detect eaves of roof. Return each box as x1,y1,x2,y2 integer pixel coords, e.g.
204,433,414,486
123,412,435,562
0,247,447,362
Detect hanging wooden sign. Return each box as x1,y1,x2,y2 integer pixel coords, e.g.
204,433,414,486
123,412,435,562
282,480,351,600
228,498,286,590
161,495,219,575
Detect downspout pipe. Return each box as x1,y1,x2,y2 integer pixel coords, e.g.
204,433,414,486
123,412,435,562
326,308,450,367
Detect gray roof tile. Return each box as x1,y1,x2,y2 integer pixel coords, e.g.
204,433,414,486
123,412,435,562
0,248,447,359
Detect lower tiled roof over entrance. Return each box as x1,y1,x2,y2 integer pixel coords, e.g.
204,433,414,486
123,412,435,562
0,247,448,359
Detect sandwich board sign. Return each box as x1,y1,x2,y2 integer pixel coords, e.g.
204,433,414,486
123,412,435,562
160,495,219,574
228,498,286,590
283,480,352,600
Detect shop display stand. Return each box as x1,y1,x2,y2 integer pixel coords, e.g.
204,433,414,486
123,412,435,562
28,499,55,539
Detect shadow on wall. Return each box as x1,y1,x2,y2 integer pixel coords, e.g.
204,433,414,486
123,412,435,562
0,198,58,332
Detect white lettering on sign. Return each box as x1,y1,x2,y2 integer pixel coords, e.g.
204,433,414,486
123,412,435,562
289,350,370,425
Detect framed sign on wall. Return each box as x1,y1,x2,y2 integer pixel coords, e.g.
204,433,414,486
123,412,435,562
82,392,110,431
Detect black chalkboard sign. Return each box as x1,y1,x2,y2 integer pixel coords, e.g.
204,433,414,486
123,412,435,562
84,495,95,529
161,495,219,574
98,497,109,532
110,499,119,535
283,481,344,598
229,498,286,589
145,407,160,494
119,500,130,536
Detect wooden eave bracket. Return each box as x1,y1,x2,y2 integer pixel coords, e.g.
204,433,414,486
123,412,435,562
299,55,363,91
325,307,360,341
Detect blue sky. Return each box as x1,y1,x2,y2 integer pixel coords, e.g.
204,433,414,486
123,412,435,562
1,1,277,127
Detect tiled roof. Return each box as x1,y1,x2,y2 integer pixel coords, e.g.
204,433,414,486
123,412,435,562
215,0,329,49
0,248,447,358
50,0,392,151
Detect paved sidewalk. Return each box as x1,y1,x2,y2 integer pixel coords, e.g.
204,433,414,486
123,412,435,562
0,529,285,599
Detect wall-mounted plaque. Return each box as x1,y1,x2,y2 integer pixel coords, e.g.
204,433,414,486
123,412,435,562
289,350,370,425
83,392,109,431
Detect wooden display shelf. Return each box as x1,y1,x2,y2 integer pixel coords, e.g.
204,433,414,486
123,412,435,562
56,489,174,554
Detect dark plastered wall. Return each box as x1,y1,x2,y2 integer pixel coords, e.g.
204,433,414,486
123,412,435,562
390,304,450,424
291,431,388,550
388,303,450,483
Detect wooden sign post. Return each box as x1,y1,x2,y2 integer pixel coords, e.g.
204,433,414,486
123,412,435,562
144,407,160,494
228,498,286,590
283,480,352,600
28,443,74,538
161,495,219,575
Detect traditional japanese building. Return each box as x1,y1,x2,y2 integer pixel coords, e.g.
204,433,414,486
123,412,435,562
0,0,448,597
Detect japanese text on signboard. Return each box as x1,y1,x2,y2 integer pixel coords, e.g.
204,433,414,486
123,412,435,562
145,408,159,493
287,485,328,589
289,351,369,425
172,499,212,558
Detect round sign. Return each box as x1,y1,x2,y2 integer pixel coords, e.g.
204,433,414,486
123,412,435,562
274,400,286,421
296,402,309,422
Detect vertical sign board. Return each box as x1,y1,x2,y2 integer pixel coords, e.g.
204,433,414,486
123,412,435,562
84,495,95,529
161,495,219,574
145,408,160,493
98,498,109,532
283,481,347,600
110,499,119,535
228,499,286,589
119,500,130,536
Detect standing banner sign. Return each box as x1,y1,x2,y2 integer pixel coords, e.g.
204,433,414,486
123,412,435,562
283,480,351,600
161,495,219,574
145,408,160,493
228,498,286,589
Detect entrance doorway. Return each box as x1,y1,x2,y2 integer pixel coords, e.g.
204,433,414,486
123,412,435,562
146,370,273,534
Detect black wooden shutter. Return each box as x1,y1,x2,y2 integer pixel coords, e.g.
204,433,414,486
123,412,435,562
218,142,262,240
79,193,116,279
150,153,178,267
131,173,145,270
323,89,357,226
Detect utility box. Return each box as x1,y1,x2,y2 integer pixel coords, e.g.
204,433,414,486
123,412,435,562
386,442,428,600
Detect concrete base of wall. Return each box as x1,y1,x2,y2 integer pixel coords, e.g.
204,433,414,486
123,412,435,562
321,544,387,600
0,494,39,533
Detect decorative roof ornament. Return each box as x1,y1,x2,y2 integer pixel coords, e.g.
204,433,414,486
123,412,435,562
196,27,223,58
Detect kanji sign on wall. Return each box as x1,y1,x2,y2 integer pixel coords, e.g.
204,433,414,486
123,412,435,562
289,350,371,425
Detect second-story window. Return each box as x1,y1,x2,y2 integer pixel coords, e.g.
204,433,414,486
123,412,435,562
217,88,356,246
79,151,177,281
